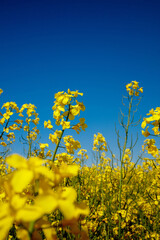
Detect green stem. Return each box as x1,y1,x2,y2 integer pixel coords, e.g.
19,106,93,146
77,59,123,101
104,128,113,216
0,118,10,140
28,221,35,239
118,95,133,239
27,122,32,158
51,129,64,162
51,105,71,162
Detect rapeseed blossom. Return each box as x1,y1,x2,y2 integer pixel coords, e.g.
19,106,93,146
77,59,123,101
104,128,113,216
126,81,143,96
141,107,160,136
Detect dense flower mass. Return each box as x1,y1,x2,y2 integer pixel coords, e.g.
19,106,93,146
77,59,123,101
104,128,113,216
0,83,160,240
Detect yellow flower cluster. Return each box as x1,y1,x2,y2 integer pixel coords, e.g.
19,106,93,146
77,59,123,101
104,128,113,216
52,89,84,122
51,89,87,133
49,130,62,145
19,103,40,141
44,120,53,129
142,139,159,157
78,149,88,160
142,107,160,137
36,143,52,158
72,117,87,134
55,152,74,164
43,89,87,164
126,81,143,96
0,102,21,147
93,133,108,152
77,149,89,166
123,149,131,165
63,135,81,154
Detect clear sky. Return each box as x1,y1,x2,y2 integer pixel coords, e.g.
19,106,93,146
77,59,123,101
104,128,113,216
0,0,160,164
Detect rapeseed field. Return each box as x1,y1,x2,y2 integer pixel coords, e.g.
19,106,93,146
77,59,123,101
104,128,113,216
0,82,160,240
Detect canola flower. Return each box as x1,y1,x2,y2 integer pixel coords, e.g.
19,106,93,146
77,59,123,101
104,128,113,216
141,107,160,137
93,133,108,152
126,80,143,96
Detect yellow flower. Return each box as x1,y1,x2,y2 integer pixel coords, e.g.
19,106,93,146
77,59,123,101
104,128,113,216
9,123,21,130
152,126,160,135
134,91,139,96
141,120,146,129
129,89,134,96
141,107,160,136
143,139,159,157
16,229,30,240
44,120,53,129
93,133,107,152
6,154,54,192
49,130,62,144
68,89,83,97
46,150,52,157
78,149,88,160
23,125,29,131
132,81,139,89
53,109,61,119
58,187,89,219
63,136,81,154
2,102,19,112
0,203,14,240
60,119,70,130
3,111,13,120
40,143,49,150
56,153,74,164
32,117,40,125
126,81,143,96
0,142,7,147
142,126,150,137
0,189,58,239
52,90,85,126
16,194,58,222
80,118,87,131
0,118,5,125
126,83,132,91
14,119,23,125
20,103,37,117
0,89,3,95
139,87,143,93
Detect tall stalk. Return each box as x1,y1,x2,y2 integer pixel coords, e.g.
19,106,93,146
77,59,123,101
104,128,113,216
51,105,70,162
118,95,133,239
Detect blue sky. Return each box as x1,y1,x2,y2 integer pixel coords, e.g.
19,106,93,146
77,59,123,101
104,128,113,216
0,0,160,164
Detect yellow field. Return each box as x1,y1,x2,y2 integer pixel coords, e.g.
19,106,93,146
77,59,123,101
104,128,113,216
0,82,160,240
